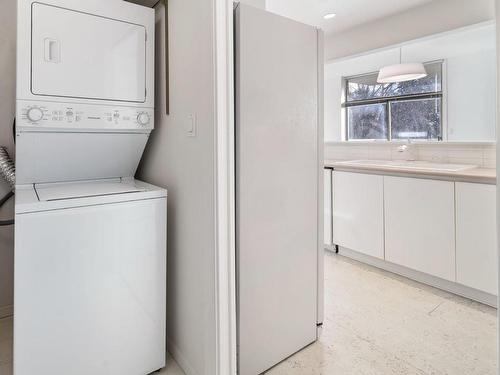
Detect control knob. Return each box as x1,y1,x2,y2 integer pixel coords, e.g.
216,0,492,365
137,112,150,126
26,107,44,122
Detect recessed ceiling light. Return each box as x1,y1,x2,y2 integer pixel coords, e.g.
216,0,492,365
323,13,336,20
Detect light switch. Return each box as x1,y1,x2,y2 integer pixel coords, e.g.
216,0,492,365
187,113,197,137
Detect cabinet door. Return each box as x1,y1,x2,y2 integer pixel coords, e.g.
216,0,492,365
456,182,498,295
333,171,384,259
324,169,332,246
384,177,455,281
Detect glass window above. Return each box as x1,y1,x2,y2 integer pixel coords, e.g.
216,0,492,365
343,61,443,141
346,62,442,102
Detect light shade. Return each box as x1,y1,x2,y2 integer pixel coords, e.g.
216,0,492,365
377,63,427,83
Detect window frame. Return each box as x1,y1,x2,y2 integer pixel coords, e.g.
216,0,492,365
341,60,446,142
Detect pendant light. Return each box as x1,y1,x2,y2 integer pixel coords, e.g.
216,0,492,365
377,47,427,83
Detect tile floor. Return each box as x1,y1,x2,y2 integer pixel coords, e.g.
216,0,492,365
0,315,185,375
266,251,498,375
1,252,497,375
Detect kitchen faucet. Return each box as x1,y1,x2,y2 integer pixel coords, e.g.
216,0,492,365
397,139,416,161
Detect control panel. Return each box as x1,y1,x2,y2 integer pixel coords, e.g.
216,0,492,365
17,101,154,132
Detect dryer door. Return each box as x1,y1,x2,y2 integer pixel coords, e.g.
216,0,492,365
31,2,147,103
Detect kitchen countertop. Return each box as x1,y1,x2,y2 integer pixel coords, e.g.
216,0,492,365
324,159,497,185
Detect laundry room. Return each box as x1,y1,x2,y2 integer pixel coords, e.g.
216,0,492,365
0,0,212,374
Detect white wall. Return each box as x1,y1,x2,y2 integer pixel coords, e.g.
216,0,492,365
325,142,496,169
137,2,217,375
324,23,497,143
402,23,497,142
0,0,16,318
325,0,494,61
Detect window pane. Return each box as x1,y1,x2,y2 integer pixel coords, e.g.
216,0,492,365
347,73,384,101
346,62,442,101
390,98,441,140
394,63,442,96
347,103,388,140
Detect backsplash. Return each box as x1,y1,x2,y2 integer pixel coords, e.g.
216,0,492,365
324,142,496,169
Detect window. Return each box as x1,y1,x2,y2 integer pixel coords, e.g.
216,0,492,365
343,61,443,141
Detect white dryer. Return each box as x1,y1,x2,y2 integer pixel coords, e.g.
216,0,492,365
14,0,166,374
16,0,155,185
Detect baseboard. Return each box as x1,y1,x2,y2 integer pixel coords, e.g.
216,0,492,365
324,244,336,252
167,337,200,375
333,247,497,308
0,304,13,319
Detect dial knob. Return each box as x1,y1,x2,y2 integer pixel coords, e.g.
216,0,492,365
27,107,44,122
137,112,150,126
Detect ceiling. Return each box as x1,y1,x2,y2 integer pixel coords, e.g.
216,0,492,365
266,0,436,35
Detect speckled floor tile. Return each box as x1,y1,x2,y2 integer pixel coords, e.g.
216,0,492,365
265,251,497,375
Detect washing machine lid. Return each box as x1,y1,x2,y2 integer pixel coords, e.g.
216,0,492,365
15,178,167,214
35,179,146,201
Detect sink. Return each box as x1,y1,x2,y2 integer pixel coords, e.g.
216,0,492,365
335,160,477,172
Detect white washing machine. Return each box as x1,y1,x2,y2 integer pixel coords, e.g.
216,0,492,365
14,179,167,375
14,1,166,374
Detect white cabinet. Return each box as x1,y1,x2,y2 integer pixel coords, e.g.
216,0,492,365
456,182,498,294
332,171,384,259
324,169,333,246
330,169,498,300
384,177,456,281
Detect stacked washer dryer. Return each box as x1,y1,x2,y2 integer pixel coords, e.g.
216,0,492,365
14,1,167,374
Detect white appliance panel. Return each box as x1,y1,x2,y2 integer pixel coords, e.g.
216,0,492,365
15,179,167,214
35,179,145,201
16,132,149,184
16,100,153,131
332,171,385,259
31,3,147,103
235,4,322,375
14,196,167,375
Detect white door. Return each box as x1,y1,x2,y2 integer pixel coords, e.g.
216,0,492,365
456,182,498,294
31,3,146,102
14,198,166,375
235,4,320,375
384,176,455,281
332,171,384,259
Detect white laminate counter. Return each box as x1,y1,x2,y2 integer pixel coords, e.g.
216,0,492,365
324,159,497,185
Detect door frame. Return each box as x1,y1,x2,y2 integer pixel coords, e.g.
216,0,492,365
213,0,237,374
496,3,500,375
